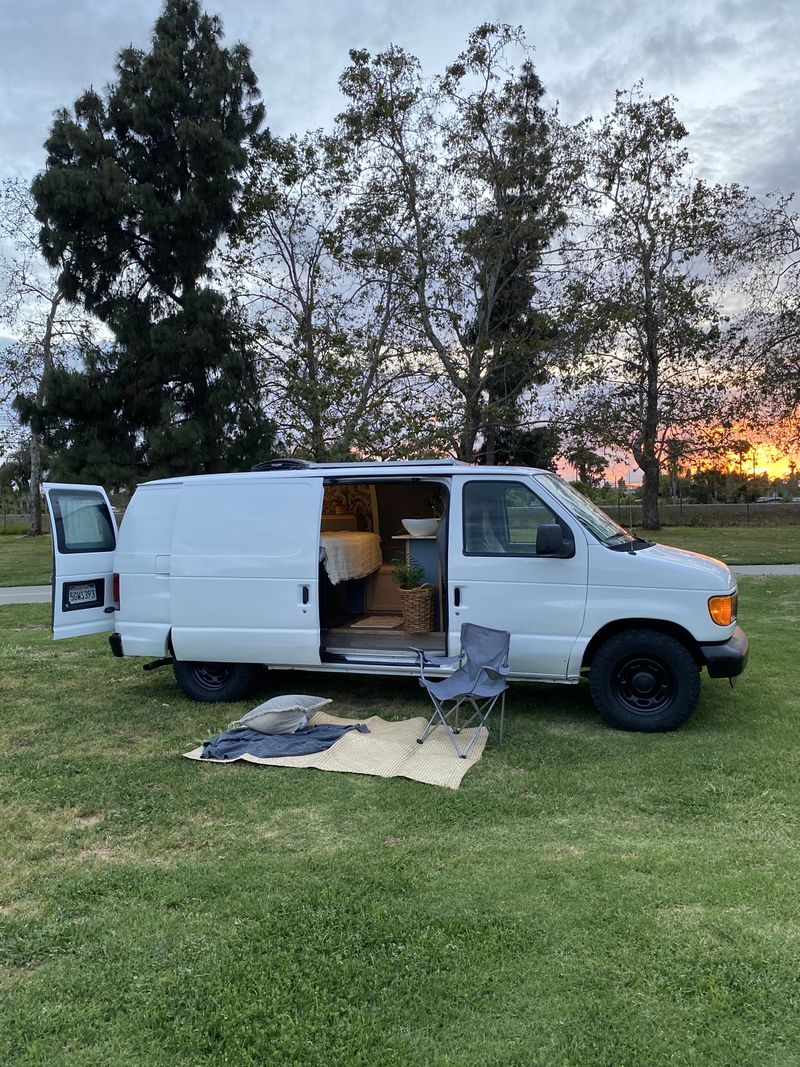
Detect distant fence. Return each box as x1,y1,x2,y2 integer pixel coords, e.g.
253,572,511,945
601,502,800,527
2,501,800,534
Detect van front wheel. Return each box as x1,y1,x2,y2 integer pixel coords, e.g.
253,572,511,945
173,661,255,703
589,629,700,732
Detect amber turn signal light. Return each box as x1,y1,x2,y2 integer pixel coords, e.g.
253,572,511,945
708,593,737,627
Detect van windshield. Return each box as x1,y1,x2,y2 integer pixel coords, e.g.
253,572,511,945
535,473,635,546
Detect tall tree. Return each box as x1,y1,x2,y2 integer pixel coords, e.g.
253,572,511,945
338,24,567,462
563,443,608,487
0,178,97,533
723,192,800,448
227,131,429,460
560,89,747,529
29,0,273,485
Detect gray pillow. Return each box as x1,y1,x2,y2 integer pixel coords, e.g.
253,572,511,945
234,694,332,735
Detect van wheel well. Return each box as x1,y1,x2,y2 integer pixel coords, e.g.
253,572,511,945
581,619,701,671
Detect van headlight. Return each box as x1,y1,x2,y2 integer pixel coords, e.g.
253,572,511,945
708,592,737,627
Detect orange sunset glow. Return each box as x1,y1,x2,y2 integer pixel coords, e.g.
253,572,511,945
735,445,798,479
692,421,800,481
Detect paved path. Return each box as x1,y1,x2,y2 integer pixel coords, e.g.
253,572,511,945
1,564,799,607
0,585,52,605
730,564,800,576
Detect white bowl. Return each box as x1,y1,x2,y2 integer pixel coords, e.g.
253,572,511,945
402,518,440,537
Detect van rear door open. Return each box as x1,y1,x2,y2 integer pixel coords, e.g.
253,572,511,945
43,483,119,640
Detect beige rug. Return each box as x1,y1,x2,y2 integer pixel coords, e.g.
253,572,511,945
184,710,487,789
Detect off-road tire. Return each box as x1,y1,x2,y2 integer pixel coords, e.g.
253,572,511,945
588,628,701,732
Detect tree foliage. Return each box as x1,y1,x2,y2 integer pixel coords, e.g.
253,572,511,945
227,131,435,460
490,425,560,469
337,24,567,461
30,0,273,485
563,443,608,486
722,192,800,448
0,178,98,530
559,88,749,528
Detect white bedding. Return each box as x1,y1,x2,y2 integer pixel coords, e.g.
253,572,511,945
320,531,382,585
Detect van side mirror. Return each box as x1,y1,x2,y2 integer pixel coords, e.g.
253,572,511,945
536,523,569,557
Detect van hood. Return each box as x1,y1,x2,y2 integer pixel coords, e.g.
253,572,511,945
640,542,735,589
590,541,736,591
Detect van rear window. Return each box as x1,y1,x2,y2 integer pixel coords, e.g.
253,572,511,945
50,490,116,554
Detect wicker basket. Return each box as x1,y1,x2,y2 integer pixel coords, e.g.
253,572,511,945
398,583,435,633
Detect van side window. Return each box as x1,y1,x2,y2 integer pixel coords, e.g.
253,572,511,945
463,481,558,556
50,490,116,554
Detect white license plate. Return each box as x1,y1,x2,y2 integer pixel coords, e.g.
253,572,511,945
68,583,98,606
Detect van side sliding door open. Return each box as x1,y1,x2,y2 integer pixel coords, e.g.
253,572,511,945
43,483,119,640
169,478,325,667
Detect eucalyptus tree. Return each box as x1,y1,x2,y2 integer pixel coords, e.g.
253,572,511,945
30,0,273,486
227,130,432,460
337,23,568,462
722,192,800,448
560,88,748,529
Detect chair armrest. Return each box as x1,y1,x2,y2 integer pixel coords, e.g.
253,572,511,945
408,646,431,678
482,664,510,682
409,647,461,666
409,648,462,680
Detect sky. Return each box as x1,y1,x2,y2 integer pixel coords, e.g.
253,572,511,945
1,0,800,196
1,0,799,475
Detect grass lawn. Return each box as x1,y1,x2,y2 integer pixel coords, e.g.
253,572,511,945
0,535,53,587
1,526,800,591
650,526,800,564
1,577,799,1065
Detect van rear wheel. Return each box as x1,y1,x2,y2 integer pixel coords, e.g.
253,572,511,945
589,629,700,732
173,661,255,703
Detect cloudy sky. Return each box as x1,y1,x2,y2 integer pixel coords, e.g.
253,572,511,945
1,0,799,195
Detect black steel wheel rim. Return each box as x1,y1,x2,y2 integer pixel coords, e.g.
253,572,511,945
191,663,234,691
613,655,675,715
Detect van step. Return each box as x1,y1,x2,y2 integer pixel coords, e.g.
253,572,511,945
322,650,419,666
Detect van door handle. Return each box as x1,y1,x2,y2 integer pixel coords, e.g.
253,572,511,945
454,587,461,607
302,586,309,605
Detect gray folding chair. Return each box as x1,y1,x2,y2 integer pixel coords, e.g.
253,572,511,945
412,623,511,758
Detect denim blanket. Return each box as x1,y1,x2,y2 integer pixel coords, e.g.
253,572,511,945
201,723,369,761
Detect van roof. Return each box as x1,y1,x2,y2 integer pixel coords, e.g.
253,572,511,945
141,458,549,488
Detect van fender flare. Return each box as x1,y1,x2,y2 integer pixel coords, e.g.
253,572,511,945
575,619,702,675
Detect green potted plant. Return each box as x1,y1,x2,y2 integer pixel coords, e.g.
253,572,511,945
391,557,434,633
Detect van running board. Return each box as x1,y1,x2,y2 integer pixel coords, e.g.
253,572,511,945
322,651,419,667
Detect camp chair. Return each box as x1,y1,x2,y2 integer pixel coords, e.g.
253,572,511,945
412,623,511,758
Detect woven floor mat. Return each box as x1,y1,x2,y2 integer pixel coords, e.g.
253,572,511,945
349,615,404,629
184,710,487,789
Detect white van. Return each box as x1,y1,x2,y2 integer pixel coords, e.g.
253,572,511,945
44,459,748,732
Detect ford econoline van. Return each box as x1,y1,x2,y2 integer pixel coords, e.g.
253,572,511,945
43,459,748,732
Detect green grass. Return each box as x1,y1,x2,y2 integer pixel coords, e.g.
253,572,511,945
0,535,53,587
649,525,800,564
1,578,799,1065
1,525,799,592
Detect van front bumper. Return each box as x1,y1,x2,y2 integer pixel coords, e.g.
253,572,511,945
699,626,749,678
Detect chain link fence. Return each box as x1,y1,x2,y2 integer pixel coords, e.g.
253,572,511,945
601,502,800,527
